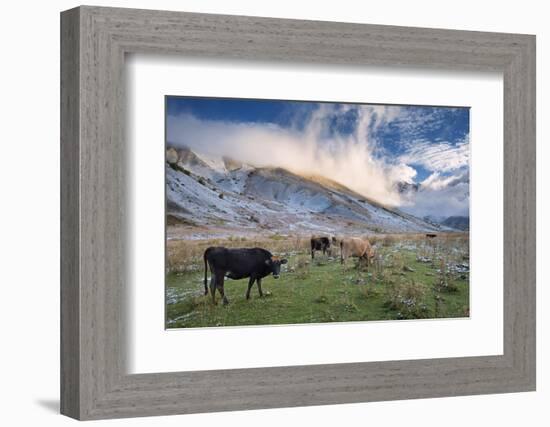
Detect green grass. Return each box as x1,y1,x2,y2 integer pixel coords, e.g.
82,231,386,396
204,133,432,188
166,242,469,328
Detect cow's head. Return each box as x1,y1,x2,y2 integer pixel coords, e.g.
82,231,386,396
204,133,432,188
368,247,376,261
265,256,288,279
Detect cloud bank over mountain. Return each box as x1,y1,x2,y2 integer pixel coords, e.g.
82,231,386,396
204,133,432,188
166,99,469,218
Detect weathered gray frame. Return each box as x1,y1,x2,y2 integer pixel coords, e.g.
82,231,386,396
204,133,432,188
60,5,536,421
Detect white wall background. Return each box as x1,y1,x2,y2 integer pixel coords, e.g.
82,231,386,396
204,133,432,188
0,0,546,425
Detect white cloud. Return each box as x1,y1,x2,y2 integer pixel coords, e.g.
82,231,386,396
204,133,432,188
387,163,417,184
404,182,469,219
422,172,457,191
401,170,469,218
166,104,470,218
399,139,469,173
167,105,410,206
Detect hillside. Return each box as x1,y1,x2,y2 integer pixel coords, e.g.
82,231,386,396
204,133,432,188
165,145,442,238
441,216,470,231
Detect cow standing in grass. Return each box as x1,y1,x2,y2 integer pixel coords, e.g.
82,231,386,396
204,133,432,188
203,247,287,305
310,235,337,259
340,237,375,267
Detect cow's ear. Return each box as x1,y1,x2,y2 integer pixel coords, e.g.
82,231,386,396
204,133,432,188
265,259,271,265
281,259,288,264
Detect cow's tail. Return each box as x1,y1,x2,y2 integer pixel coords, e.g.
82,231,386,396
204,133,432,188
203,248,209,295
340,240,344,264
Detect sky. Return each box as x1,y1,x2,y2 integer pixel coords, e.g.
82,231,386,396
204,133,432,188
166,96,470,219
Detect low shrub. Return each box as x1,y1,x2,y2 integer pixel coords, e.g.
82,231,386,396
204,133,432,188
384,279,430,319
433,258,458,293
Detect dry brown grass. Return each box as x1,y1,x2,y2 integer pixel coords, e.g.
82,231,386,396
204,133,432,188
166,231,469,274
167,234,311,273
357,232,467,246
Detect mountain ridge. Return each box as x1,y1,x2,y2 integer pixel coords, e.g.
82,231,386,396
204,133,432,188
441,215,470,231
166,145,445,238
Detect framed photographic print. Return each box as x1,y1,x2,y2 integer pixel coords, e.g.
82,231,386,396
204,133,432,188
164,96,472,327
61,6,536,420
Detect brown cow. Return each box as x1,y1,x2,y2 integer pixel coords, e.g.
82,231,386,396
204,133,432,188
310,236,330,259
310,235,338,259
340,237,375,266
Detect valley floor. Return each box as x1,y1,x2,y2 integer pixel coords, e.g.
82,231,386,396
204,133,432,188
165,232,469,328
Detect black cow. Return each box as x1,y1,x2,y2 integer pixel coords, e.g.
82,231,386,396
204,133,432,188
310,236,336,259
203,247,287,305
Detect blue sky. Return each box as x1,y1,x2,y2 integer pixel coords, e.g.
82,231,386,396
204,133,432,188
166,96,470,218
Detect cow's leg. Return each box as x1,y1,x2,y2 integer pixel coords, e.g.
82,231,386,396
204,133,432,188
204,257,209,295
257,278,264,297
209,273,217,304
217,276,229,305
246,277,255,300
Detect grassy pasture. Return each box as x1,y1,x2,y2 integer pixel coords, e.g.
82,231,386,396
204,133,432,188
166,233,469,328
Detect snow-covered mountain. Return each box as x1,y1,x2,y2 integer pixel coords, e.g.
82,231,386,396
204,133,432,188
441,216,470,231
166,145,442,238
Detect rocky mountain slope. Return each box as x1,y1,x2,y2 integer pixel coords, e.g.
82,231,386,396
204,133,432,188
166,145,443,238
441,216,470,231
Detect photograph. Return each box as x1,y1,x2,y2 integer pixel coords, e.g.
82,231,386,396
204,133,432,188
165,96,470,328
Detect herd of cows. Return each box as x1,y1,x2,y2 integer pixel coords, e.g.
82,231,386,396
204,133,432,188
203,235,379,305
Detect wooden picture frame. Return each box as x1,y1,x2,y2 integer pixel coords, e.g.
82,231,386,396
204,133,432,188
60,5,536,420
